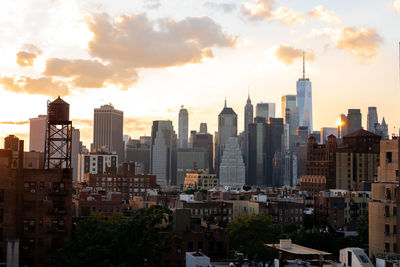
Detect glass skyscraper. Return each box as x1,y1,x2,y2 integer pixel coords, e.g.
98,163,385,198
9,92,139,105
296,56,313,132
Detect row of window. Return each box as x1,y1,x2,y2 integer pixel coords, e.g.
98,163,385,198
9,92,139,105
96,177,151,182
24,182,65,193
191,208,232,216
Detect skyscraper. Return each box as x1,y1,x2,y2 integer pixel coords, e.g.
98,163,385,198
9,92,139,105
281,95,298,136
367,107,378,133
296,53,313,132
215,100,237,175
219,137,245,188
256,103,275,121
244,94,253,133
93,104,124,164
29,115,47,152
247,117,267,186
178,106,188,148
347,109,362,134
199,123,208,134
150,120,177,187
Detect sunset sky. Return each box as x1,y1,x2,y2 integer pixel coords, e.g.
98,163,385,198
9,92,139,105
0,0,399,149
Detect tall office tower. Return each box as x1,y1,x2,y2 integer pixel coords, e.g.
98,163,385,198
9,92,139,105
71,128,81,182
215,100,237,175
296,126,309,145
29,115,47,152
219,137,245,188
4,135,19,151
93,104,124,165
367,107,378,133
339,114,348,139
268,118,284,186
381,117,389,140
126,137,151,174
256,103,275,121
176,148,207,187
281,95,298,136
369,139,400,256
244,94,253,133
320,127,338,144
296,54,313,132
199,123,208,134
347,109,362,134
189,130,197,148
150,120,177,187
193,132,214,173
247,117,267,186
178,106,189,148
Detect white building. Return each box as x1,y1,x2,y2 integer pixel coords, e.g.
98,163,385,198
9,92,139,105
29,115,47,152
77,152,118,182
219,137,245,188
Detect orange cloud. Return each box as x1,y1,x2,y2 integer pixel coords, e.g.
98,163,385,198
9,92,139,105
391,0,400,12
0,75,69,97
124,117,153,134
314,27,382,64
274,45,315,65
241,0,304,25
16,44,42,67
308,6,341,25
86,13,237,69
44,58,137,89
0,121,29,125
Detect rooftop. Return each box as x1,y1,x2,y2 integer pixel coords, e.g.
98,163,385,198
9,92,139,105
343,129,380,138
266,240,331,256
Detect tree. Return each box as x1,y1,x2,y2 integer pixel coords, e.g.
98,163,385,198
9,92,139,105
56,207,172,267
357,213,368,245
229,214,280,263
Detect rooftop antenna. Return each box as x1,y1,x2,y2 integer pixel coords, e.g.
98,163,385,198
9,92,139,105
302,51,305,79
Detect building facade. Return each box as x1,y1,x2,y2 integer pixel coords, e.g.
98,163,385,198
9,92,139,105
219,137,245,188
178,106,189,149
29,115,47,153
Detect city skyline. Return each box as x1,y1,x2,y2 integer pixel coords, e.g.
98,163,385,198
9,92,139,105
0,0,400,149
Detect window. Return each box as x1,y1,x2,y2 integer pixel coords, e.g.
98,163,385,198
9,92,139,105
23,220,35,232
387,152,392,163
385,242,390,252
385,224,390,235
394,225,397,235
0,189,4,202
385,206,390,217
394,207,397,216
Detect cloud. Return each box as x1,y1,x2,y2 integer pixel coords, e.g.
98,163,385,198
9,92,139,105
270,7,304,25
0,75,69,96
0,121,29,125
72,118,92,126
204,2,236,13
124,118,153,134
274,45,315,65
313,27,382,63
241,0,304,24
86,13,237,69
143,0,161,9
16,44,42,67
391,0,400,12
308,6,341,25
43,58,137,89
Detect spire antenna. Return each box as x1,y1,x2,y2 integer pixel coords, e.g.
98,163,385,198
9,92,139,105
303,51,305,79
224,98,227,108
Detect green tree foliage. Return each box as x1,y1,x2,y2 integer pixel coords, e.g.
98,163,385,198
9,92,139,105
357,214,368,245
229,214,280,262
56,207,172,267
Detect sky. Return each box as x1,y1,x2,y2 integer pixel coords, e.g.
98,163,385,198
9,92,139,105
0,0,399,150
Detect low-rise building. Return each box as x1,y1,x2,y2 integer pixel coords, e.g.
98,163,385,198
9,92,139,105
184,172,219,190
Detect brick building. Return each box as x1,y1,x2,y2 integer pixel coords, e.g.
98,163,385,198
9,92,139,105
299,175,327,196
73,191,124,218
0,142,72,266
88,163,159,200
266,199,305,227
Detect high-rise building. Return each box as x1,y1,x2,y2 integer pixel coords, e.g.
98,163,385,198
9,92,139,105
176,148,208,187
369,139,400,256
192,132,214,173
199,123,208,134
219,137,245,188
346,109,362,134
380,117,389,140
178,106,189,148
29,115,47,152
189,130,196,148
93,104,124,165
281,95,298,136
320,127,338,144
4,134,19,151
126,137,151,174
256,103,275,121
367,107,378,133
244,94,253,133
247,117,267,186
296,54,313,132
150,120,177,187
71,128,81,182
215,100,237,175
